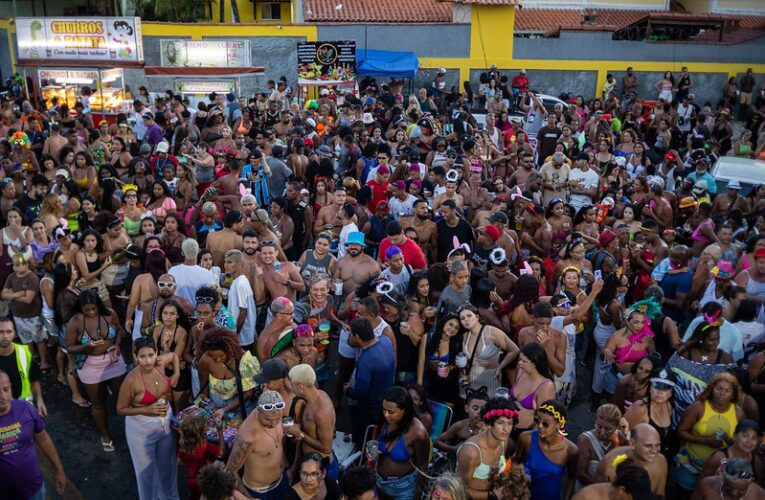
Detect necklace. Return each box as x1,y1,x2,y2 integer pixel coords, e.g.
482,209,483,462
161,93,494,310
264,427,279,447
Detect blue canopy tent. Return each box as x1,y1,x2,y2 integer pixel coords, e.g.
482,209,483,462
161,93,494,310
355,49,419,78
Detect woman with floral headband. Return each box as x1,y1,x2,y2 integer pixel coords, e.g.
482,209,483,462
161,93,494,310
457,397,525,500
516,399,578,500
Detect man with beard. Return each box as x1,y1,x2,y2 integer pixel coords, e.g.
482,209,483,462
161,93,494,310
336,232,381,300
239,194,257,232
207,210,244,268
597,423,667,498
488,251,517,300
314,186,347,237
285,181,312,260
136,274,194,335
273,110,292,138
226,390,289,498
435,200,475,263
14,174,47,224
259,240,304,304
411,200,437,262
251,209,287,261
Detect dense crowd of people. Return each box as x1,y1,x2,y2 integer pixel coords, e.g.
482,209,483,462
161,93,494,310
1,64,765,500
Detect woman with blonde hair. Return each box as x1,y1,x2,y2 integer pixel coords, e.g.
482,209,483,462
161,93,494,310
40,193,65,233
428,473,467,500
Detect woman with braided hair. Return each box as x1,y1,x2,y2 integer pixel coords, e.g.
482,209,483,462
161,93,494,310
457,397,528,500
197,327,261,421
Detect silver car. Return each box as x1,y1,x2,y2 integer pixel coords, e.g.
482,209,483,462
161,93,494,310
710,156,765,195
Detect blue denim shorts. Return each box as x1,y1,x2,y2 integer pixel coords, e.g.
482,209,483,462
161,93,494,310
376,470,418,500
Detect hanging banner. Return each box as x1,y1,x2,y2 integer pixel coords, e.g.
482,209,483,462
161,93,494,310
16,17,143,63
297,41,356,85
160,40,251,68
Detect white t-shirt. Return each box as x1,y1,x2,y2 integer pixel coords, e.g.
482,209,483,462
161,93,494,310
677,104,693,132
168,264,214,304
551,316,576,384
228,274,257,346
568,167,600,211
338,222,359,259
388,194,417,219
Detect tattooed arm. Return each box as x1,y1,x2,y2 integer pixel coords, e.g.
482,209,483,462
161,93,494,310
225,438,253,497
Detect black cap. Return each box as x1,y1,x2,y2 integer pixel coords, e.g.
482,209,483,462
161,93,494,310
487,212,509,224
735,419,763,436
254,358,289,384
649,367,676,390
223,210,243,227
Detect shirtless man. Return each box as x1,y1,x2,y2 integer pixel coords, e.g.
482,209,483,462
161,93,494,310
258,241,304,303
257,297,296,363
313,186,347,237
711,181,749,221
287,140,309,182
596,423,667,499
573,463,654,500
487,211,521,265
411,200,437,262
287,364,339,479
433,178,464,211
335,232,381,300
226,390,289,499
240,230,267,305
239,194,258,233
508,153,536,189
207,210,244,268
517,302,567,377
208,156,244,212
251,210,287,261
136,274,194,335
691,458,764,500
273,111,292,138
434,391,488,453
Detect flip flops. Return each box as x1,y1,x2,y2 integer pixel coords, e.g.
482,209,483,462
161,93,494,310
101,440,115,452
72,399,91,408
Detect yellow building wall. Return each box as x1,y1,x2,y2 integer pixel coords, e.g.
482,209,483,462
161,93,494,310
715,0,765,12
140,21,316,41
213,0,293,23
468,5,515,83
522,0,666,8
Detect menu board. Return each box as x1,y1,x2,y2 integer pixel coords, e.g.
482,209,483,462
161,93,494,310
297,41,356,85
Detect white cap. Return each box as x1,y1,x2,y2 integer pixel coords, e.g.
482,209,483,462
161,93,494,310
437,68,446,74
156,142,169,153
305,118,316,128
55,168,70,179
320,89,329,96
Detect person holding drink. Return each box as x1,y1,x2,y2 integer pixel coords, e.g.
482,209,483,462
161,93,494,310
117,336,179,500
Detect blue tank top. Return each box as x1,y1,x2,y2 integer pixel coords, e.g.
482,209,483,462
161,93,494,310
525,429,565,500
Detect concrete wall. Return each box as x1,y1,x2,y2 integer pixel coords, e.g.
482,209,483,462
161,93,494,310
126,35,309,99
608,70,729,106
469,68,599,101
514,31,765,64
0,28,12,84
317,24,471,59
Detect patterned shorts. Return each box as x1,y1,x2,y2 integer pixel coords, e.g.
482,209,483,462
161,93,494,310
14,316,46,344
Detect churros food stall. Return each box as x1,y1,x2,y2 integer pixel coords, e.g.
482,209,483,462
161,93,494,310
15,16,144,122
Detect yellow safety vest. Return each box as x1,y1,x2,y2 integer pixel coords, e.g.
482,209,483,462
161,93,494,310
13,343,33,402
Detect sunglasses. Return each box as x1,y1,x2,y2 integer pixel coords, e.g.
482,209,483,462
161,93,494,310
196,296,215,304
533,415,553,429
157,281,175,288
259,401,286,412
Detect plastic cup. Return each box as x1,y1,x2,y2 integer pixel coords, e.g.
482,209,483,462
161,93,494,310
437,362,448,378
334,279,344,296
496,387,509,399
455,352,468,369
282,417,294,428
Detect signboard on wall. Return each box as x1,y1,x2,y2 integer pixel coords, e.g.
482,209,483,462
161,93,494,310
160,40,251,68
297,41,356,85
16,17,143,63
175,81,236,94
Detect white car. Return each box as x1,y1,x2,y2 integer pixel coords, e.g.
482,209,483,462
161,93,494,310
710,156,765,195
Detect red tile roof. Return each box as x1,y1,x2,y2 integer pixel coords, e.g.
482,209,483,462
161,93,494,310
440,0,522,4
515,8,656,33
304,0,453,24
